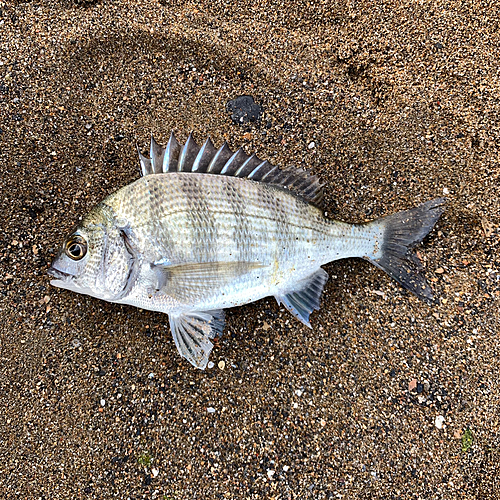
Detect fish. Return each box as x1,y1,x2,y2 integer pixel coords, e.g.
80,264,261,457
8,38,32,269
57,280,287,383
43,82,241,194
48,132,445,369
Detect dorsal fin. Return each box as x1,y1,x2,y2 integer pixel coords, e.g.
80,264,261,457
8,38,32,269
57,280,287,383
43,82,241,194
138,132,324,206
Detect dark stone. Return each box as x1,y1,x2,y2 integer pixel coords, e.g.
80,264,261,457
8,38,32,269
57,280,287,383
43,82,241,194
226,96,262,124
417,383,424,394
435,42,443,49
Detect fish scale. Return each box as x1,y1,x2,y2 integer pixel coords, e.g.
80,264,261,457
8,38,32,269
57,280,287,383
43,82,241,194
49,132,445,369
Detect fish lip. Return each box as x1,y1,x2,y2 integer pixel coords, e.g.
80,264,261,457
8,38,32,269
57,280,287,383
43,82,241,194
47,266,72,280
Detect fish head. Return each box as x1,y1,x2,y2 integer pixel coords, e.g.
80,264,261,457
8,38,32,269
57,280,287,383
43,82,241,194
48,204,137,301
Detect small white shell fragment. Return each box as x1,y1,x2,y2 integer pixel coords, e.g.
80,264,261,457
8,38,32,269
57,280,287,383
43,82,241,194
71,339,81,348
435,415,445,429
207,361,215,369
218,360,225,370
283,465,290,472
100,399,106,407
308,141,315,149
152,468,159,478
443,187,450,195
207,407,216,413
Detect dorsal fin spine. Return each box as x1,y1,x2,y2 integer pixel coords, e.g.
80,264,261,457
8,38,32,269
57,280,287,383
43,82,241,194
137,145,152,176
220,150,239,175
247,160,269,179
207,142,231,174
192,138,211,172
234,153,258,177
178,132,195,172
163,132,180,172
220,149,248,175
259,165,279,181
150,135,165,173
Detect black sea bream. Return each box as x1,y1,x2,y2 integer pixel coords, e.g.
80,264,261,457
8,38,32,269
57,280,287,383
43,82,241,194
49,132,445,368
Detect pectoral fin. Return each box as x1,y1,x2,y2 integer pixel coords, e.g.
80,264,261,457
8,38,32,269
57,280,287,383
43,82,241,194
168,310,225,369
275,268,329,328
152,260,264,301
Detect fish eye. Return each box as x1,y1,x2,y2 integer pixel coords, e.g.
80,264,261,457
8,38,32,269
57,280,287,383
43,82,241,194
65,235,87,260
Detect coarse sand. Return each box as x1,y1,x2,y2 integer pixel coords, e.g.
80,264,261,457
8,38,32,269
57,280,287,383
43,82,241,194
1,0,499,498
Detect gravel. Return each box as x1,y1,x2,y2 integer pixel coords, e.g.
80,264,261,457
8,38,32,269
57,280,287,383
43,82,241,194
0,0,499,498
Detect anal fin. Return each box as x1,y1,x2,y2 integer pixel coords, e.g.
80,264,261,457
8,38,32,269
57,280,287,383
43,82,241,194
275,268,329,328
168,310,225,369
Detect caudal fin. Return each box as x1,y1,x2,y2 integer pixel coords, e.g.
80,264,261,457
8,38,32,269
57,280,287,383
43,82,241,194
367,198,446,304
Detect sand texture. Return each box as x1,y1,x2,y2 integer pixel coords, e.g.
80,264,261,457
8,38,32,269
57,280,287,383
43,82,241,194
1,0,499,498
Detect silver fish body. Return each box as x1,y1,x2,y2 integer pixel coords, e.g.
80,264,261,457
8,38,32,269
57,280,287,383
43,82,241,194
49,133,445,369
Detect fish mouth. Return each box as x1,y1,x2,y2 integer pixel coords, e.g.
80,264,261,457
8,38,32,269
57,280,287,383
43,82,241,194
47,266,72,281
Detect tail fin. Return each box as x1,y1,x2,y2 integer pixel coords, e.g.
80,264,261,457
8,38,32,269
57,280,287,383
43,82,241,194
366,198,446,304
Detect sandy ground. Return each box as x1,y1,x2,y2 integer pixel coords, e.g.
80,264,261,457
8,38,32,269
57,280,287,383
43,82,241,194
1,0,499,498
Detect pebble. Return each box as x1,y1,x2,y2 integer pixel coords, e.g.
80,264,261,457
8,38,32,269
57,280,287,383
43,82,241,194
435,415,445,429
207,361,215,369
308,141,315,149
226,96,262,124
218,360,225,370
207,407,216,413
283,465,290,472
100,399,106,407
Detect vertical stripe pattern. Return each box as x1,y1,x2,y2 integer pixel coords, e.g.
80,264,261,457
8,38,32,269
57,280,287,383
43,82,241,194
180,175,218,263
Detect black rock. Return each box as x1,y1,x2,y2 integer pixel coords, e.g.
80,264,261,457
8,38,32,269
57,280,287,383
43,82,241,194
226,96,262,124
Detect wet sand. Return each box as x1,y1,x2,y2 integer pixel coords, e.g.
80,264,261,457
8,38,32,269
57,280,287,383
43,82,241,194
1,0,499,498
